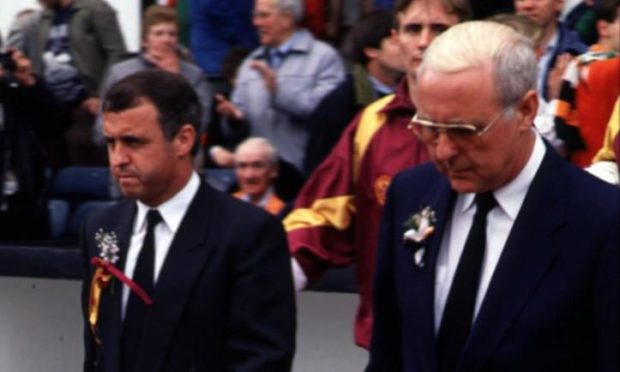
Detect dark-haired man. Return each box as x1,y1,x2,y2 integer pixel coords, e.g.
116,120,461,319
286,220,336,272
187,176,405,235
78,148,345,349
303,9,404,175
81,70,295,372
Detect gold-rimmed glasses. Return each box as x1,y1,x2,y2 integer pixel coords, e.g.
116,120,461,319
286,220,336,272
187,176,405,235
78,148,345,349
408,106,512,147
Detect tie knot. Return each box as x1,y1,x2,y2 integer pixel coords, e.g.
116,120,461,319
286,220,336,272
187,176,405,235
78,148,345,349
474,192,497,215
146,209,162,229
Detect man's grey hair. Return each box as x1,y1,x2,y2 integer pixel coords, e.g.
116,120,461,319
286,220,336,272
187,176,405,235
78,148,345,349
273,0,304,23
417,21,537,108
235,137,279,165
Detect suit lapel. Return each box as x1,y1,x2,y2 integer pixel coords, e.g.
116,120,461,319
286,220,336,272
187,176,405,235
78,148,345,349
97,201,136,372
135,183,217,371
461,149,567,369
408,176,455,372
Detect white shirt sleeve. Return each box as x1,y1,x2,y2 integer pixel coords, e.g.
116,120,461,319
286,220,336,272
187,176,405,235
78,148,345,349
291,258,308,292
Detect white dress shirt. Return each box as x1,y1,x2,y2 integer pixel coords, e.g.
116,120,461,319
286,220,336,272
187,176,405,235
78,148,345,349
434,132,546,332
121,172,200,318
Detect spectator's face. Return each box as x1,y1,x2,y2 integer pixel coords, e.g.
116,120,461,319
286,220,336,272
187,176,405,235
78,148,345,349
235,147,278,199
372,34,406,75
514,0,563,27
103,101,194,206
413,64,537,193
142,22,178,53
253,0,295,47
395,0,459,74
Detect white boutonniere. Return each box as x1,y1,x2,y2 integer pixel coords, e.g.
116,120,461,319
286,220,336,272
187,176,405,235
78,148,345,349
95,228,120,264
403,206,436,267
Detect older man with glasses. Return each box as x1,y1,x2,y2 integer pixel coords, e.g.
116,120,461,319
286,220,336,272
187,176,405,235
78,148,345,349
368,21,619,372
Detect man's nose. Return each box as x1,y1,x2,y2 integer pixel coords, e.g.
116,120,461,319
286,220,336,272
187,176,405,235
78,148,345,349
518,0,534,11
109,146,129,167
417,27,433,51
434,132,459,161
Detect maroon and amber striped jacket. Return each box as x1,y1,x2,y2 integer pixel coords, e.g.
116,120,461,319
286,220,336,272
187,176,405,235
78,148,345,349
284,81,429,348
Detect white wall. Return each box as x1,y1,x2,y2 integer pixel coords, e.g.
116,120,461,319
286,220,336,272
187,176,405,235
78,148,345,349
0,277,367,372
0,0,141,52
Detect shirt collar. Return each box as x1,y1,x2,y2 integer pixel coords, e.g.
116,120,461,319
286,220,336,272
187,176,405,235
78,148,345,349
134,172,200,234
461,130,546,220
275,31,301,55
238,187,275,208
368,75,397,97
545,30,559,53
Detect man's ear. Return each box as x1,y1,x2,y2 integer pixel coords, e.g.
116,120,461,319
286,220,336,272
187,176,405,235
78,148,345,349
364,47,380,61
174,124,197,157
554,0,565,14
515,90,538,131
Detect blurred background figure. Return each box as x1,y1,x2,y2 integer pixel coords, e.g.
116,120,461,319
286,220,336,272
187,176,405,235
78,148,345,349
587,96,620,184
0,49,69,241
553,0,619,166
97,4,213,166
204,47,251,168
5,8,41,52
189,0,258,78
514,0,587,101
216,0,345,197
232,137,285,216
13,0,127,168
304,9,404,175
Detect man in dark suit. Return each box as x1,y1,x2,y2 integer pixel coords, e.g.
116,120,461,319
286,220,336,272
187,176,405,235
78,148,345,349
367,21,619,372
80,69,295,372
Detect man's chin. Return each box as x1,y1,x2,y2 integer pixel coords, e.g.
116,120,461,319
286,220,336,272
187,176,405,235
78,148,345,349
446,172,480,194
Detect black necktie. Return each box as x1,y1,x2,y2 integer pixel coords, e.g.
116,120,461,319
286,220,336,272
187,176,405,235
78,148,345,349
123,209,161,372
437,192,497,372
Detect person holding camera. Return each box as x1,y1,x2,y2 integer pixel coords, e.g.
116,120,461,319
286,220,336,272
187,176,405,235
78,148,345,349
0,49,69,240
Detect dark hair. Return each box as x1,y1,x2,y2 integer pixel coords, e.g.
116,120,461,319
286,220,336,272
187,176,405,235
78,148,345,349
102,70,202,155
595,0,619,22
393,0,472,28
142,5,178,41
350,10,395,65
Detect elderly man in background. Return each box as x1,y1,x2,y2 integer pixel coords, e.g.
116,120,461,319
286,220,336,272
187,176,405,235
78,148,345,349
233,137,285,216
368,21,619,372
216,0,345,177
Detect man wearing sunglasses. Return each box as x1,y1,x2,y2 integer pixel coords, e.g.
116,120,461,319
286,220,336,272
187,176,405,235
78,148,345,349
368,21,619,372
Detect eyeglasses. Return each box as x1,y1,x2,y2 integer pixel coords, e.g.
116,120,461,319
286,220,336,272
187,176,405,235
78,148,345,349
408,106,512,147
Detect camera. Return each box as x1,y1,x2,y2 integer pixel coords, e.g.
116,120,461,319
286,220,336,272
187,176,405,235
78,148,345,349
0,51,17,72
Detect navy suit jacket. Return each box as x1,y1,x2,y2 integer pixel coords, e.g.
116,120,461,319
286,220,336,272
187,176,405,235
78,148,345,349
81,182,296,372
367,148,620,372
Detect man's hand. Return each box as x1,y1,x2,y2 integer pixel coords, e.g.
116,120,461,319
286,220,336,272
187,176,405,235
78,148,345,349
144,44,181,74
250,60,277,94
81,97,101,115
215,94,245,121
3,49,36,86
210,146,235,167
